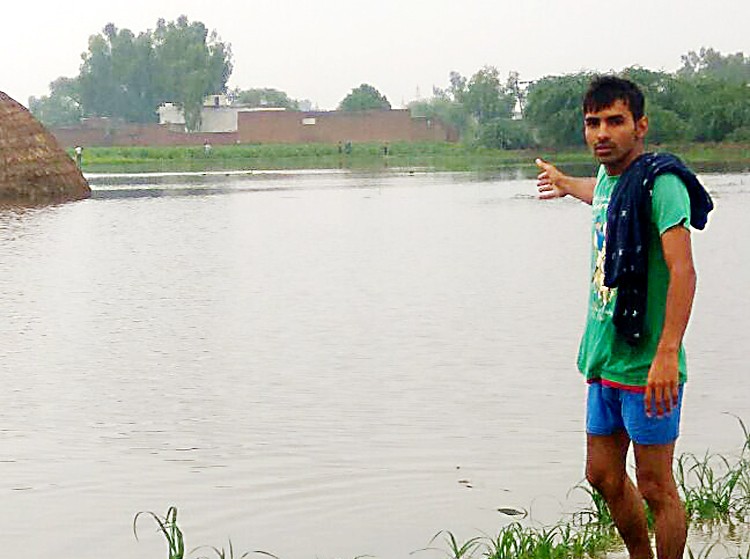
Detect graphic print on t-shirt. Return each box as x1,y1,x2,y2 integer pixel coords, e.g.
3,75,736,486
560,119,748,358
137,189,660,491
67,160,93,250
591,218,615,318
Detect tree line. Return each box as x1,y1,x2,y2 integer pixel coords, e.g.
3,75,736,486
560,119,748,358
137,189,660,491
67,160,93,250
411,47,750,149
30,21,750,149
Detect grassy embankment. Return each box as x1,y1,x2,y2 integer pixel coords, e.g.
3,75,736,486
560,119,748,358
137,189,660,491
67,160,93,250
135,419,750,559
72,142,750,174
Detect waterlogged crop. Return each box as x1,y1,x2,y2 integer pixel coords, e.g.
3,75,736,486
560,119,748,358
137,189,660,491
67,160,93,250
73,141,750,175
134,507,281,559
416,530,485,559
412,522,620,559
676,417,750,524
133,506,185,559
192,539,278,559
74,142,567,174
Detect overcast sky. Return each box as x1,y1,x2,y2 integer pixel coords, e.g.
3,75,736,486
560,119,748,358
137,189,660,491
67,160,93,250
2,0,748,110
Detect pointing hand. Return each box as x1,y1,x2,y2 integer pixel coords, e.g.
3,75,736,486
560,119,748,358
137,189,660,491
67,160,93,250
535,158,566,199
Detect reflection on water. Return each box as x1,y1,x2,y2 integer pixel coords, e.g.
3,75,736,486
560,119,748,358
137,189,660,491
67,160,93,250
0,169,748,559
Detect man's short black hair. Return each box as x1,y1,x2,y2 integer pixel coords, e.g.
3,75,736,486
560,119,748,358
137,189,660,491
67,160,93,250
583,76,645,122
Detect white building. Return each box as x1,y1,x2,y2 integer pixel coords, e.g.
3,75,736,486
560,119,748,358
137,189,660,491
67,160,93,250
157,95,286,133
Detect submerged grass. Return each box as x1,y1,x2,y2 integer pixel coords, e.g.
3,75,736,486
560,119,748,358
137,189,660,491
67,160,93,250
191,539,276,559
483,522,619,559
676,416,750,525
133,506,185,559
72,141,750,174
417,530,485,559
73,142,522,174
136,419,750,559
134,507,278,559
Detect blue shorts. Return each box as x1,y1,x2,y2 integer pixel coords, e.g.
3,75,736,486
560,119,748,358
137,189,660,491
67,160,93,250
586,382,684,445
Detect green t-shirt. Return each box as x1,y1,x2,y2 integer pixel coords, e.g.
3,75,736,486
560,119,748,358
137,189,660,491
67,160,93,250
577,165,691,387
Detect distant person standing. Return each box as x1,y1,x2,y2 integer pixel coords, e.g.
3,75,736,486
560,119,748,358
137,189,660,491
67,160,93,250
535,76,713,559
74,145,83,169
204,141,212,157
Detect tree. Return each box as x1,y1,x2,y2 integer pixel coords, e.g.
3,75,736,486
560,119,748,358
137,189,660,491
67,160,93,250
231,87,299,109
524,73,592,147
522,61,750,146
338,84,391,111
29,77,83,127
152,16,233,130
78,24,158,123
410,67,530,147
628,63,750,142
462,66,515,124
506,71,526,116
645,106,692,144
620,67,693,143
460,66,526,148
477,118,535,150
409,97,467,137
410,72,469,136
687,79,750,142
448,70,467,102
678,47,750,84
71,17,232,128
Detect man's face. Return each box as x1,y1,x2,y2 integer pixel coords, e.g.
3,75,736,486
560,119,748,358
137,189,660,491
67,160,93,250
584,99,648,175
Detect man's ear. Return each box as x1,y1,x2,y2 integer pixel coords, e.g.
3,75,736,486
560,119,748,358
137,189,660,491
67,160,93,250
636,115,649,139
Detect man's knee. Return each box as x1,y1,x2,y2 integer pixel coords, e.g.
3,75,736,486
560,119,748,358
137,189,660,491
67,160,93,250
586,461,626,496
634,442,680,510
636,468,679,509
586,432,630,495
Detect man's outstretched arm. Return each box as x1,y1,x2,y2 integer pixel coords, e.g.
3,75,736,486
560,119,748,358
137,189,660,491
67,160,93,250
535,158,596,205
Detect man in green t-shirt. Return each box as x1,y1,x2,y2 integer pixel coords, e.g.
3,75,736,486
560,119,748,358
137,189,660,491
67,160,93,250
534,76,703,559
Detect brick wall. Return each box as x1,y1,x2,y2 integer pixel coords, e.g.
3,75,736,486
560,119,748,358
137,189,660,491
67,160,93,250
52,120,239,148
238,109,456,144
51,110,457,147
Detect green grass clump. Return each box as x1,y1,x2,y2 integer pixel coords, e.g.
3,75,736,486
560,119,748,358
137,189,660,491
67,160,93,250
418,530,485,559
134,506,185,559
191,539,274,559
134,507,279,559
676,416,750,524
677,451,748,523
418,522,620,559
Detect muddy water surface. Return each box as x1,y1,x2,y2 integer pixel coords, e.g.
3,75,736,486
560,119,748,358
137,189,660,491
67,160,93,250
0,169,748,558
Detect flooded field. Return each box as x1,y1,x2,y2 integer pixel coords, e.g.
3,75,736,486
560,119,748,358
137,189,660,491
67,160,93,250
0,169,748,558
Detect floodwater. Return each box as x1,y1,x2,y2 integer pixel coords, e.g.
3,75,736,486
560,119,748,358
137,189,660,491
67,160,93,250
0,167,748,558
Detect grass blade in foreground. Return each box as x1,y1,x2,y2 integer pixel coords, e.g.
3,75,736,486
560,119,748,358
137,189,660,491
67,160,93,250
133,506,185,559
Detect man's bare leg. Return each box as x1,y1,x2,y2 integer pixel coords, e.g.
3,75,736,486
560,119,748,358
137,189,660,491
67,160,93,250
587,431,653,559
634,442,686,559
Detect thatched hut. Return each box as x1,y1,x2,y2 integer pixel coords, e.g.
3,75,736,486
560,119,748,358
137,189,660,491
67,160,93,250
0,91,90,203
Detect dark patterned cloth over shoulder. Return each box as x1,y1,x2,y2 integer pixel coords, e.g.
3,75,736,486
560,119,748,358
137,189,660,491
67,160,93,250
603,152,714,345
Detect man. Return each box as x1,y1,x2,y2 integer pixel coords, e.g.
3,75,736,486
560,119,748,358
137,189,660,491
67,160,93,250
536,76,712,559
74,145,83,169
